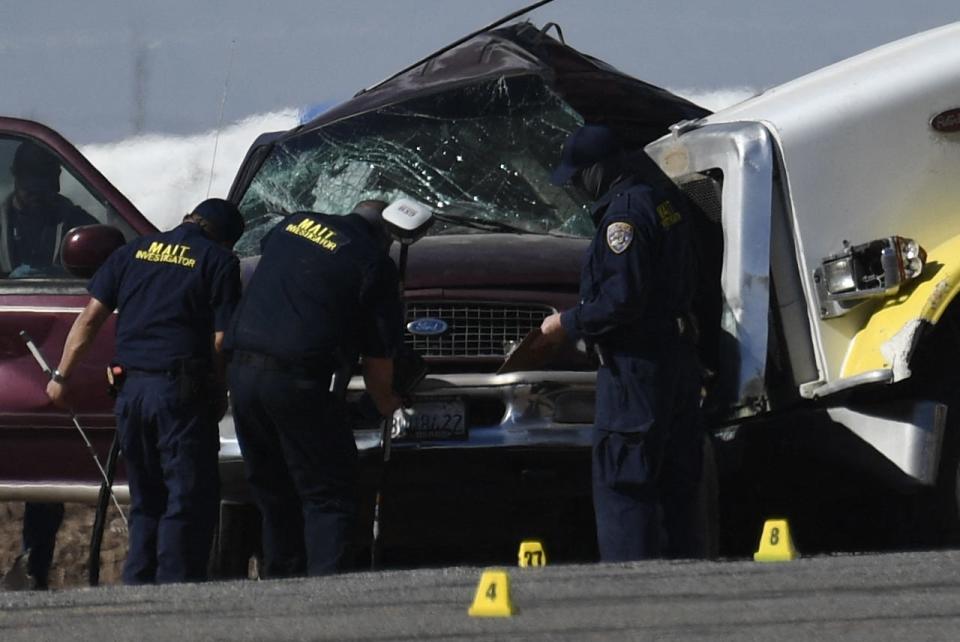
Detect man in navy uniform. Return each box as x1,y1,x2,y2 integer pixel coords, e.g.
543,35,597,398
539,124,705,560
19,503,65,589
226,200,403,577
46,198,244,584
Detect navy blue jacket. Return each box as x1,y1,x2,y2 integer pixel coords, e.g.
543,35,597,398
560,175,697,355
89,222,241,371
0,193,97,275
561,174,699,434
225,212,402,368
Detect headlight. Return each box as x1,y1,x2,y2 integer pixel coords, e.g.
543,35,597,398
897,236,926,280
815,235,926,318
822,257,857,294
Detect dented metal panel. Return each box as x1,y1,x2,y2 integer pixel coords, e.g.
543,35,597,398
647,122,774,417
827,400,946,486
840,233,960,381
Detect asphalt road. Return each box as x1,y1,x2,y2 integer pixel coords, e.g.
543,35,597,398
2,550,959,641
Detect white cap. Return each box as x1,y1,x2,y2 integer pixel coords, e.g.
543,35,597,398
382,197,434,244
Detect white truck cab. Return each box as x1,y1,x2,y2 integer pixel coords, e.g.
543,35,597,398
646,22,960,536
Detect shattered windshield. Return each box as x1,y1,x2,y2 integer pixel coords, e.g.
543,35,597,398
235,75,592,256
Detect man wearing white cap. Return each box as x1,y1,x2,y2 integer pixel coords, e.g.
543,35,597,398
226,200,404,577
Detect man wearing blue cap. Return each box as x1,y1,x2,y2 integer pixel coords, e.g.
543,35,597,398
539,124,706,560
46,198,244,583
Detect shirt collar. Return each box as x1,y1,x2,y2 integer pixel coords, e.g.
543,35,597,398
176,221,207,239
590,175,643,224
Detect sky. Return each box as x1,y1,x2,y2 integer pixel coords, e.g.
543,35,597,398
5,1,960,143
3,0,960,227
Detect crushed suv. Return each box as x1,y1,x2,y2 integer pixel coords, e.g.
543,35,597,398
218,22,708,567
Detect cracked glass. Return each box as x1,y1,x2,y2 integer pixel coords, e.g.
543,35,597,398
235,76,592,257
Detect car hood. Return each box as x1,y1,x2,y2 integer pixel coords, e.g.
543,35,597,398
239,232,588,291
398,233,588,290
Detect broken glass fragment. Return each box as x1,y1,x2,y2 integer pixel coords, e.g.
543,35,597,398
236,76,593,256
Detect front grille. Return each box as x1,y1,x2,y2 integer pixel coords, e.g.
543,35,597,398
405,301,554,358
678,171,723,223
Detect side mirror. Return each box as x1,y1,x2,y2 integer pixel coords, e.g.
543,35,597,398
60,224,126,278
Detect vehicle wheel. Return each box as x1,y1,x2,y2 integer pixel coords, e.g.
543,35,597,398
933,410,960,545
699,433,720,559
210,502,261,579
888,314,960,547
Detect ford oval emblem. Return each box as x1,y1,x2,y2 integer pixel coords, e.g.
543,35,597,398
932,108,960,133
407,317,449,336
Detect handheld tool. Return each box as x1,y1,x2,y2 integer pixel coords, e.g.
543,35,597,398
370,198,434,569
20,331,128,527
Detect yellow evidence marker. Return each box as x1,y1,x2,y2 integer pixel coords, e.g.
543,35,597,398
518,540,547,568
753,518,799,562
468,568,515,617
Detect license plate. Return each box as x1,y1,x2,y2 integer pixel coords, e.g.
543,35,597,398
398,398,467,440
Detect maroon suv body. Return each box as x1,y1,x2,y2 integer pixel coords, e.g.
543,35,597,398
0,117,154,502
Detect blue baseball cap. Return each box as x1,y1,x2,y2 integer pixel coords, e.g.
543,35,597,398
12,142,61,193
190,198,245,246
550,124,622,186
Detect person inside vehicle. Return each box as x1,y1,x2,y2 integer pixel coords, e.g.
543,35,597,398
46,198,244,585
0,141,97,278
539,124,708,560
225,199,404,578
0,502,65,590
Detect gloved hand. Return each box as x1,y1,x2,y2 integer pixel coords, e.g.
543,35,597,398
211,383,229,422
9,264,38,279
390,406,412,439
9,264,63,279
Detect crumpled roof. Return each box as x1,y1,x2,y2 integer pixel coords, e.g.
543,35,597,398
299,22,709,148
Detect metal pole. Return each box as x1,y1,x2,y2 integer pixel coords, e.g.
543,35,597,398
370,243,409,569
20,331,128,527
370,416,392,570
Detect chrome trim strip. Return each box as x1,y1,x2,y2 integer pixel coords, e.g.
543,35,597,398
347,370,596,391
0,306,87,313
351,424,594,452
221,424,594,457
807,369,893,399
0,483,130,504
647,122,775,415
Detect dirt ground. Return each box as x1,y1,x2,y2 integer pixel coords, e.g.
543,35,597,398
0,502,128,589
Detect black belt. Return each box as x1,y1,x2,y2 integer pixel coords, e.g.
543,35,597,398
124,359,210,378
125,365,187,378
638,313,698,343
231,350,334,380
125,367,178,378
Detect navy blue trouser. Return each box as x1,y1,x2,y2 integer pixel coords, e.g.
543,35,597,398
115,374,219,584
592,341,705,561
22,502,65,588
228,362,357,578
